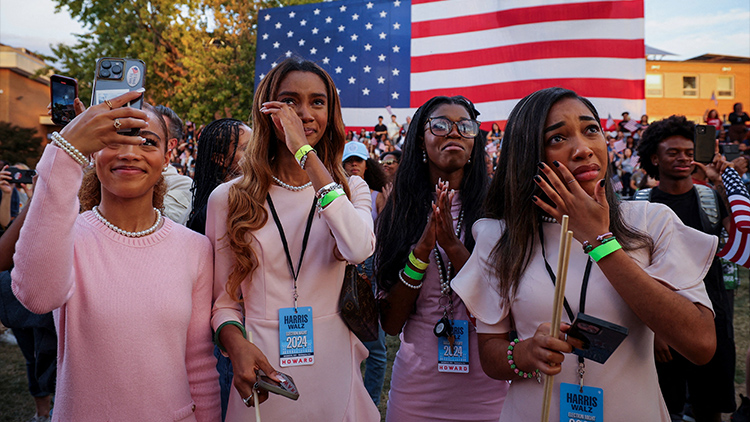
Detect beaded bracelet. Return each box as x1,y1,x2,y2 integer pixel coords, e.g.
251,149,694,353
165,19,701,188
403,264,425,281
316,182,339,199
50,131,90,167
507,338,541,381
319,188,345,208
588,238,622,262
299,148,317,169
408,250,429,270
294,144,314,163
398,269,423,289
582,240,594,254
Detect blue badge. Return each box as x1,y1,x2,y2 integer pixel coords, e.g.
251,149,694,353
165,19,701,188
278,307,314,367
559,383,603,422
437,319,469,373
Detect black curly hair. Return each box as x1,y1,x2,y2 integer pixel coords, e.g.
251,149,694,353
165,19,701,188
636,115,695,180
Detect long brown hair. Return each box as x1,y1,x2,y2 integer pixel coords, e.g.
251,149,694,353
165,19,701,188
224,57,350,301
485,88,653,301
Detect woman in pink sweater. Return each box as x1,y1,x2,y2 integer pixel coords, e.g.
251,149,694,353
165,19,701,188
11,91,220,421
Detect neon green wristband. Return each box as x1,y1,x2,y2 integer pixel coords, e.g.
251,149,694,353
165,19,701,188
214,321,247,352
319,188,345,208
408,250,429,270
294,145,314,162
403,264,425,281
588,239,622,262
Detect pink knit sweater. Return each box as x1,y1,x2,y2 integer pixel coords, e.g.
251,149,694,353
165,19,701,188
12,145,220,422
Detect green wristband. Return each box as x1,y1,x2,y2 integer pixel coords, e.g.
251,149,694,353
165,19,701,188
319,188,345,208
588,239,622,262
214,321,247,352
294,145,314,162
403,264,425,281
408,250,429,270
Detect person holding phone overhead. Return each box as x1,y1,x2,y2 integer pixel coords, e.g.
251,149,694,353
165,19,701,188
11,90,220,421
451,87,717,421
374,95,508,421
207,57,378,421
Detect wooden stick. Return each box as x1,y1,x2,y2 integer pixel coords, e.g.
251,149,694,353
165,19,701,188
248,332,262,422
541,217,573,422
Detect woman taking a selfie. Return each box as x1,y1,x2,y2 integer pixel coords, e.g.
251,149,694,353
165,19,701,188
11,90,220,421
452,87,717,421
207,58,378,421
375,95,508,421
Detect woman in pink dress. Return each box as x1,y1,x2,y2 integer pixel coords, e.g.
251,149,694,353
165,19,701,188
375,95,508,421
11,91,220,421
452,87,717,421
208,58,379,421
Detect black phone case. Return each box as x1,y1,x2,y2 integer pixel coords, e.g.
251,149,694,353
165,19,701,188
7,167,35,184
90,58,146,136
694,125,717,163
568,312,628,364
50,75,78,127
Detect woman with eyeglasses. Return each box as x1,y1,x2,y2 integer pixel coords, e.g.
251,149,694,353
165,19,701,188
451,87,716,421
375,96,508,421
379,150,401,182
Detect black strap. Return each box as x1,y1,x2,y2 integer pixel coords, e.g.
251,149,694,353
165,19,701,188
267,194,317,282
538,228,593,322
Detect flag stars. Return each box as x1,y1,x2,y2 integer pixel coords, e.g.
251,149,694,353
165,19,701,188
378,54,386,61
337,88,341,95
271,62,278,68
348,76,356,84
289,11,296,18
324,36,331,44
364,43,372,51
392,92,400,99
363,65,371,73
300,19,307,26
338,25,346,32
379,32,387,39
392,68,400,76
260,53,267,60
322,57,330,64
340,5,347,12
335,66,342,74
310,47,317,54
273,41,280,48
377,76,385,84
259,73,266,79
365,22,373,30
312,28,319,35
336,45,344,52
275,22,282,29
264,14,271,21
285,50,293,58
298,39,306,46
314,8,320,15
262,33,269,40
325,16,332,23
380,10,387,18
394,0,401,6
349,55,357,62
366,2,374,9
392,45,400,53
352,13,359,21
351,33,359,41
287,31,294,37
393,22,401,30
362,88,370,95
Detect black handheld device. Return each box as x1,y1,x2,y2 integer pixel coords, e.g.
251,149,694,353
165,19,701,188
694,124,717,164
7,167,36,184
50,74,78,126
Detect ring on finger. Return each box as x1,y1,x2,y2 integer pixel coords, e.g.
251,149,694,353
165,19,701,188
242,395,253,407
567,179,576,184
113,119,122,130
105,99,114,110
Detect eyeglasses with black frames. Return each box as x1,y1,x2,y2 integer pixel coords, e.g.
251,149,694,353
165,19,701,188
425,117,480,139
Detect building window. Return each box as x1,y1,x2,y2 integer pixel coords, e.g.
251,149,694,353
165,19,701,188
682,76,698,97
717,76,734,98
646,74,662,97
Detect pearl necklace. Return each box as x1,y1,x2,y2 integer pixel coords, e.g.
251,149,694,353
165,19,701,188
435,209,464,296
272,175,312,192
92,206,162,238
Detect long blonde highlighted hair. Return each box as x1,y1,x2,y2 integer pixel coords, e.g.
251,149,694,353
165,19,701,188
224,57,350,301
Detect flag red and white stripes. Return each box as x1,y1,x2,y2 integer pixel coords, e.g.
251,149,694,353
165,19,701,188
718,168,750,267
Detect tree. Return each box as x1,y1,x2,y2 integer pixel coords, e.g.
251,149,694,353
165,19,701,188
50,0,320,126
0,122,43,166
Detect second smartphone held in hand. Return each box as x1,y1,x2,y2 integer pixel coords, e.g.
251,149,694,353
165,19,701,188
50,74,78,127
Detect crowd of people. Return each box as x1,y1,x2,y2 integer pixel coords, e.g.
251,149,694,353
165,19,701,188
0,56,750,422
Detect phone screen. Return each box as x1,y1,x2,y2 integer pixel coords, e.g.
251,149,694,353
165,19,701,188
52,79,77,126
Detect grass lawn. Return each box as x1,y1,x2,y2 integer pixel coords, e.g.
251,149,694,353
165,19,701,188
2,273,748,421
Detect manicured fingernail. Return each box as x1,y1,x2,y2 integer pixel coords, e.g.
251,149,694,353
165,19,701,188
599,179,606,187
534,175,542,183
532,196,538,202
553,161,560,167
537,162,545,169
135,87,145,93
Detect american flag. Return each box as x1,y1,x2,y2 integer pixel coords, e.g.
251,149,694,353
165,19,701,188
255,0,646,130
717,167,750,267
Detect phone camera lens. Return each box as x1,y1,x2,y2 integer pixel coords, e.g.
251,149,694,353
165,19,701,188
697,127,706,134
111,63,123,74
101,60,111,69
99,68,111,78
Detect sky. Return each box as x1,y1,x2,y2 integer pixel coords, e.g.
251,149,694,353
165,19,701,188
0,0,749,64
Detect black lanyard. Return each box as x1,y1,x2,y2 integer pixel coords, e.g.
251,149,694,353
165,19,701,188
267,194,317,310
538,228,593,322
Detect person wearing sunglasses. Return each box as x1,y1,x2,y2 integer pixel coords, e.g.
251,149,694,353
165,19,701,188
379,150,401,182
375,96,508,421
